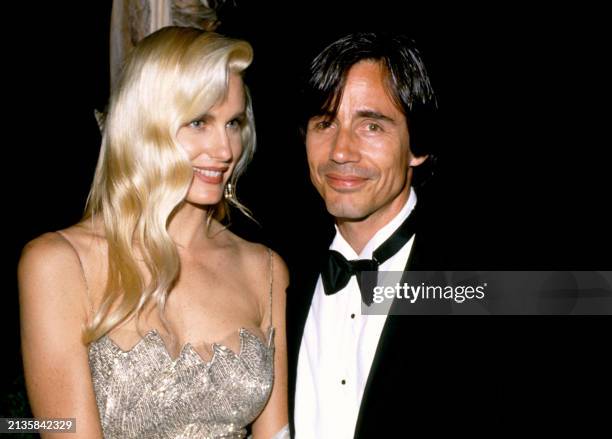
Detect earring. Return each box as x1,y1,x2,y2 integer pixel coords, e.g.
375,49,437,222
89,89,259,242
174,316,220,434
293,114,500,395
224,182,235,200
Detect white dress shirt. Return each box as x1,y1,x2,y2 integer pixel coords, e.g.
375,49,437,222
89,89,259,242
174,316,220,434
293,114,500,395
294,188,417,439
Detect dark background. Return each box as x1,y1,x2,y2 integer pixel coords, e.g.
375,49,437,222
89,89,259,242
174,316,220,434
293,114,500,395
3,0,610,433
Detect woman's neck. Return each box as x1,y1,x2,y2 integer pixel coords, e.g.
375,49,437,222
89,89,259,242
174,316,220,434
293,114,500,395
167,202,221,250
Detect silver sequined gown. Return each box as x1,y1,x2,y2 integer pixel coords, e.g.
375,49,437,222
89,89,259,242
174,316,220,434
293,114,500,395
88,326,275,439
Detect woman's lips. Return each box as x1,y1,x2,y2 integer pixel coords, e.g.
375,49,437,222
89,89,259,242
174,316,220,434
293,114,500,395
193,167,226,184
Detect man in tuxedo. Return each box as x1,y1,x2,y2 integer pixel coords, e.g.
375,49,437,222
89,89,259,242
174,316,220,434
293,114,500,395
285,32,468,438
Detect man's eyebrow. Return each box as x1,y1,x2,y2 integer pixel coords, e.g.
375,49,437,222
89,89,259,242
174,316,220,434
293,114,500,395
355,110,396,124
310,111,336,120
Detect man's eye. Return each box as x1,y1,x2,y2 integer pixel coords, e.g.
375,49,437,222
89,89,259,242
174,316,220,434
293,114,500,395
316,121,332,130
366,122,382,131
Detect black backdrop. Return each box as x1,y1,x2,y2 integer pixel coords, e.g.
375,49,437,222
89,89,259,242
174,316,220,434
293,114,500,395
3,0,610,432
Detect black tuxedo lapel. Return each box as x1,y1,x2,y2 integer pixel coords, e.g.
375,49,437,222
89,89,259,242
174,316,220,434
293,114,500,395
351,230,496,437
353,226,457,438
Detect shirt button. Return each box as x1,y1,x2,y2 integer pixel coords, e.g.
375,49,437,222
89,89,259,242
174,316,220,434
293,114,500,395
350,313,355,319
341,379,346,385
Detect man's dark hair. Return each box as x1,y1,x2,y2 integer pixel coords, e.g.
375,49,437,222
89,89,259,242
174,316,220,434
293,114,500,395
301,32,438,160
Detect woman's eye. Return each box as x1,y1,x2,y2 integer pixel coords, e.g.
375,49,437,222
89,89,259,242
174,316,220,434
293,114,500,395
227,119,242,130
189,120,204,128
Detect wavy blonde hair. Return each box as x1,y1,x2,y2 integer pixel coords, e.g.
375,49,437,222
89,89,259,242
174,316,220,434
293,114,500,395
83,26,255,343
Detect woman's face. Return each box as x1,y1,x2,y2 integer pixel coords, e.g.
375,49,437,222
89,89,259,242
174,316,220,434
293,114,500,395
177,73,246,207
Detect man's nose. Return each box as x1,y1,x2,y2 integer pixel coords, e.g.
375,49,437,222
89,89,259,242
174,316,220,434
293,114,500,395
330,126,360,163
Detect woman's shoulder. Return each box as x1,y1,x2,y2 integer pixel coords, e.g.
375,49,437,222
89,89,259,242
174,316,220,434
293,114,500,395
18,228,92,312
219,230,288,287
20,230,76,269
19,223,103,283
224,232,285,270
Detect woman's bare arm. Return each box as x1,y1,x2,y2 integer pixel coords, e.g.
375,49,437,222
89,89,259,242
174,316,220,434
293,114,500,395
251,250,289,439
18,233,104,439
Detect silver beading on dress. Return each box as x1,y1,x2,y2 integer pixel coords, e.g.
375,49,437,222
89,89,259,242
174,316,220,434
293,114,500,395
89,327,275,439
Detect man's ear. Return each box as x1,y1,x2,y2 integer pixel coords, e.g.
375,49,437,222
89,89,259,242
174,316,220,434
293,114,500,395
409,154,429,167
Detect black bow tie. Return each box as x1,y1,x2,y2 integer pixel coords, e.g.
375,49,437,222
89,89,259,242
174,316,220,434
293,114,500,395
321,207,419,306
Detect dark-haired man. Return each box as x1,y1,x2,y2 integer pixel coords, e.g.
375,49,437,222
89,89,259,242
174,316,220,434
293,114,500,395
286,32,464,438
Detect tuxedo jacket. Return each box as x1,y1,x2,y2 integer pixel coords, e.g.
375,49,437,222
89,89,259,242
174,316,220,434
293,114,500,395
286,216,500,437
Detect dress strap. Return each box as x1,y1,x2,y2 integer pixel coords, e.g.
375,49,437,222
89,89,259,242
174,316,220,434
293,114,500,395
54,231,94,318
267,247,273,329
264,248,276,348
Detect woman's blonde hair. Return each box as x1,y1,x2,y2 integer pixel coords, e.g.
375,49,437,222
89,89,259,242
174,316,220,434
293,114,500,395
83,26,255,343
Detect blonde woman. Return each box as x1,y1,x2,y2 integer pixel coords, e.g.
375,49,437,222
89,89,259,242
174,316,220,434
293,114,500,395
18,27,288,439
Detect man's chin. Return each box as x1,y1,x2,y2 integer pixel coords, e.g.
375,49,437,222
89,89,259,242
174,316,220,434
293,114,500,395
324,201,370,222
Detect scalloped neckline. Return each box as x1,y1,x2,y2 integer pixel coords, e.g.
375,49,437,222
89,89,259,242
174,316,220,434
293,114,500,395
95,326,274,365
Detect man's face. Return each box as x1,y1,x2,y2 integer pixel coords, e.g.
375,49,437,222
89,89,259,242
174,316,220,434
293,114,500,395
306,60,425,222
